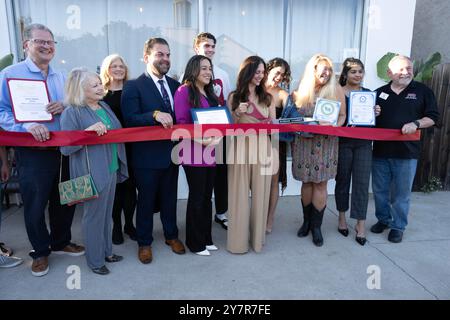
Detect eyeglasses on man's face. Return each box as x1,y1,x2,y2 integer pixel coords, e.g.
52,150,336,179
28,39,57,46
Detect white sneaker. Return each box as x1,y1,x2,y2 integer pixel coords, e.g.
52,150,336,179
194,249,210,256
0,255,23,268
206,245,218,251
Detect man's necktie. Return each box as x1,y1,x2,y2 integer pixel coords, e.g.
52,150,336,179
157,79,172,112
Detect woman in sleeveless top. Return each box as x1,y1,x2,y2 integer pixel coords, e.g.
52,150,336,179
334,58,381,246
264,58,291,234
289,54,346,247
227,56,275,253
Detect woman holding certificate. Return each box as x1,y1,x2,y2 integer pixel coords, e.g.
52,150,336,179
100,54,137,245
288,54,346,247
227,56,275,253
174,55,221,256
60,68,128,275
264,58,291,234
334,58,380,246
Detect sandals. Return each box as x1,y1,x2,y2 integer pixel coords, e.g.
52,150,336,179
0,242,13,256
214,216,228,230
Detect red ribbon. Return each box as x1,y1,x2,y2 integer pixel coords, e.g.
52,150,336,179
0,123,420,147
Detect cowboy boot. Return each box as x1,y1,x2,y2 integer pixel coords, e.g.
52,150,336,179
311,205,325,247
297,201,313,237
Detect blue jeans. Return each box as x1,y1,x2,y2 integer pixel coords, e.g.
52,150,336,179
372,157,418,231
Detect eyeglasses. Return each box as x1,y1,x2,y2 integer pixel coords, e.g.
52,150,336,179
29,39,57,46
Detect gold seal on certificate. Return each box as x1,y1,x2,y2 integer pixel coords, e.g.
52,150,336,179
190,107,233,124
348,91,376,126
313,98,340,125
7,78,52,122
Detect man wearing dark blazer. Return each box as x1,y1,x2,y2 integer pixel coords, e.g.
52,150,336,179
121,38,185,264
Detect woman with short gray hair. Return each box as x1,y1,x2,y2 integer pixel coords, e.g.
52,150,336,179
60,68,128,275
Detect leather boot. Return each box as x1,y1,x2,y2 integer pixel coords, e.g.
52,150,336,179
311,205,325,247
112,224,124,245
297,202,313,237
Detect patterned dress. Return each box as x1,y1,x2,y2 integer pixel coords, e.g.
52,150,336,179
287,96,339,183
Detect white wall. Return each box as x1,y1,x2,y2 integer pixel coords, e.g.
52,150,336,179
0,0,418,199
0,0,12,58
363,0,417,90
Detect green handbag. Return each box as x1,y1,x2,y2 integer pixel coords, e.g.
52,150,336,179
59,146,98,206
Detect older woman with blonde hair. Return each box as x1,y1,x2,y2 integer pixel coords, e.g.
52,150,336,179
100,54,137,245
60,68,128,275
287,54,346,246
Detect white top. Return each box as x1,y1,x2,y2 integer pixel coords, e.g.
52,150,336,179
148,72,174,110
213,65,231,102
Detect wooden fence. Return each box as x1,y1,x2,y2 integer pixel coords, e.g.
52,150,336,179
413,63,450,191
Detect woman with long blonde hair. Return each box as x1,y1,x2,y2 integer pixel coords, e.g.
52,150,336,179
288,54,346,246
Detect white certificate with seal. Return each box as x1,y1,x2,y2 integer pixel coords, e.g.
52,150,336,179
7,78,52,122
313,98,340,125
348,91,376,126
190,107,233,124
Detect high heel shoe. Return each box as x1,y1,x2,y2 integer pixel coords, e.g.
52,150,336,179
355,235,367,246
355,227,367,246
338,228,349,237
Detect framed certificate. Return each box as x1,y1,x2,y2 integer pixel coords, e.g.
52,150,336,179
7,78,52,122
190,106,233,124
348,91,376,126
313,98,340,125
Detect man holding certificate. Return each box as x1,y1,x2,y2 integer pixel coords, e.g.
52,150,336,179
0,24,84,277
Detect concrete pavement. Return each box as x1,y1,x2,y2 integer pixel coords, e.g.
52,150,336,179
0,192,449,300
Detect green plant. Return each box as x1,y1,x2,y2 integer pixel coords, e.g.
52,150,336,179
0,54,14,72
376,52,442,83
420,176,443,193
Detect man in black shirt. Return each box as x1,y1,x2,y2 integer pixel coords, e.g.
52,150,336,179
370,55,439,243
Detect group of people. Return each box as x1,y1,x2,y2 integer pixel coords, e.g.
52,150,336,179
0,23,439,276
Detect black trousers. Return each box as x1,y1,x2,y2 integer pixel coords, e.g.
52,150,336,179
334,138,372,220
112,166,137,229
213,139,228,215
184,165,216,253
16,148,76,259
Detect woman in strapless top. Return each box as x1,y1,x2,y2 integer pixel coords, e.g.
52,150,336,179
226,56,275,254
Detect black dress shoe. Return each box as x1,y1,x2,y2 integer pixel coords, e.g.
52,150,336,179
105,254,123,263
388,229,403,243
370,221,389,234
124,225,137,241
355,235,367,246
338,228,349,237
214,216,228,230
91,265,110,275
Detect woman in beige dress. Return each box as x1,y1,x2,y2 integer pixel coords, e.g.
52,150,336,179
227,56,275,253
288,54,346,246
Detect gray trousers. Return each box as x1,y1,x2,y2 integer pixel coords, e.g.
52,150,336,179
82,173,117,269
334,138,372,220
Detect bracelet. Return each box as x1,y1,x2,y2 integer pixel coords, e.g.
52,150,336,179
413,120,420,129
153,110,160,119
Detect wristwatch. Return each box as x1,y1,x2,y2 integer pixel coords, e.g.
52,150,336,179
413,120,420,129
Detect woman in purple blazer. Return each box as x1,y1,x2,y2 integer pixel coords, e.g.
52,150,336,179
174,55,221,256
